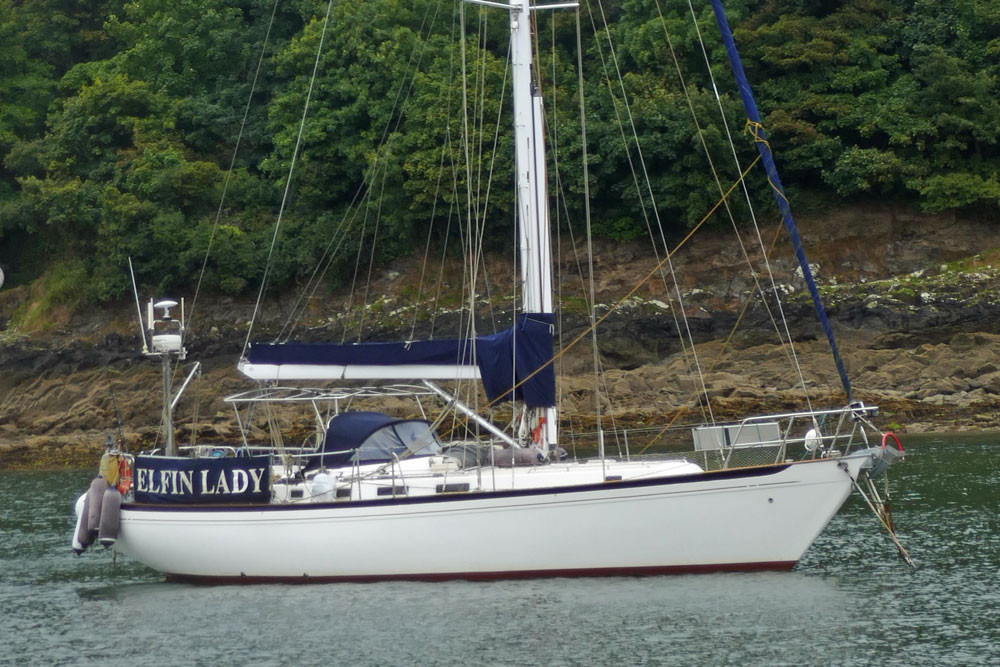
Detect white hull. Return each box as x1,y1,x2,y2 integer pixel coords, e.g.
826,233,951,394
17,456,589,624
112,453,871,582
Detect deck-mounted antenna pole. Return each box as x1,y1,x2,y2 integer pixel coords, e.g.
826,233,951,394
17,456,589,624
146,298,186,456
162,345,172,455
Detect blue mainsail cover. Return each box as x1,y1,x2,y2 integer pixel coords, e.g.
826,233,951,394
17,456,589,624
247,313,556,407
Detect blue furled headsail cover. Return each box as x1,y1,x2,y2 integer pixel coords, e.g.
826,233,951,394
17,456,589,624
247,313,556,407
476,313,555,407
708,0,854,404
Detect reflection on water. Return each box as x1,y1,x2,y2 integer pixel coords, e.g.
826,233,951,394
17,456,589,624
1,434,998,666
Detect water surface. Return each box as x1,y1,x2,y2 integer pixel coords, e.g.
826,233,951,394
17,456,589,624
1,433,997,665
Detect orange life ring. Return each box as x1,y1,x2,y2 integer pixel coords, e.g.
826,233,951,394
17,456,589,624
881,431,903,454
117,458,132,495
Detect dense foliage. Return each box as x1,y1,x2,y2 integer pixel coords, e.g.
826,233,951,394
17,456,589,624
0,0,997,302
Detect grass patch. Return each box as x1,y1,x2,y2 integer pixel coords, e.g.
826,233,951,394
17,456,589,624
7,260,92,332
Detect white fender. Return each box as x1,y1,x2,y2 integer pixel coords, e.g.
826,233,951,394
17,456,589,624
72,493,87,554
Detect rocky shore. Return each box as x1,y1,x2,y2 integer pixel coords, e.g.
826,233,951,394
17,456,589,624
2,204,998,470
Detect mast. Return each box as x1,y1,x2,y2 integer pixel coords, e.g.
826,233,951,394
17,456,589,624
508,0,558,449
510,0,552,316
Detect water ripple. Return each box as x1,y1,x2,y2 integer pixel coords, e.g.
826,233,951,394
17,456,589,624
1,435,998,666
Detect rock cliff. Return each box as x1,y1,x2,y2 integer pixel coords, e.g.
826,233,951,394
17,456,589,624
2,204,998,469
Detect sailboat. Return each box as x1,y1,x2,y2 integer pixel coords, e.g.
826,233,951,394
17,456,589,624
71,0,908,582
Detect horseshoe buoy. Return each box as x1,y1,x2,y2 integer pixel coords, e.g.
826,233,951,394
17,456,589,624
881,431,903,454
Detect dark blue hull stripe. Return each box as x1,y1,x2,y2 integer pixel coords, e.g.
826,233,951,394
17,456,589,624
123,462,793,513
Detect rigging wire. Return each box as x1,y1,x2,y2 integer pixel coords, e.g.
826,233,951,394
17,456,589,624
574,6,606,460
353,2,445,341
539,10,614,438
411,5,472,344
437,155,762,434
651,0,795,370
685,0,816,414
408,5,460,342
277,182,366,342
457,1,474,417
584,0,714,425
341,187,372,343
160,0,282,448
549,11,568,449
457,2,492,421
473,10,489,237
188,0,281,333
637,220,786,455
356,165,391,341
474,46,512,335
409,136,451,341
429,195,456,339
243,0,336,358
275,0,443,344
535,4,727,443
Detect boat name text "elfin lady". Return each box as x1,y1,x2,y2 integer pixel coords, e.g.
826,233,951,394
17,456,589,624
131,455,273,504
134,466,267,496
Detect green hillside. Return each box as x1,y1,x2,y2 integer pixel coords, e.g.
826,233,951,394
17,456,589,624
0,0,997,305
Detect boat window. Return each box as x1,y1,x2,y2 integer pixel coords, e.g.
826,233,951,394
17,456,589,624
391,421,442,457
352,420,440,462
